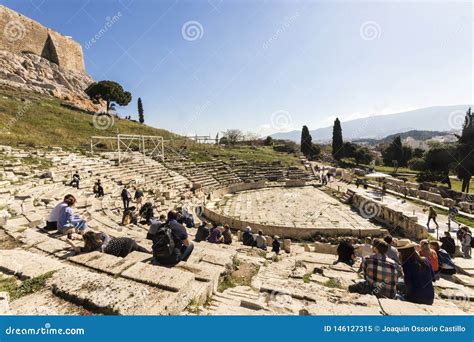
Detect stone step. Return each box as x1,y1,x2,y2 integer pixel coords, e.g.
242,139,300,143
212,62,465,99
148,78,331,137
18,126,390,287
121,262,195,292
0,249,65,279
50,265,189,315
69,251,141,276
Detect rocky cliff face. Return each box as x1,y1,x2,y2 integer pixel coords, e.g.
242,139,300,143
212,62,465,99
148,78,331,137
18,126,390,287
0,50,100,112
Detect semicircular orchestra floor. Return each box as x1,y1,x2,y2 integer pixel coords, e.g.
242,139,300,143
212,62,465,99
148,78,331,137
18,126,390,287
211,186,377,230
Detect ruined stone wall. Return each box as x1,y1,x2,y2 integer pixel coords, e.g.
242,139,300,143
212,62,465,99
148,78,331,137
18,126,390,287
0,5,85,73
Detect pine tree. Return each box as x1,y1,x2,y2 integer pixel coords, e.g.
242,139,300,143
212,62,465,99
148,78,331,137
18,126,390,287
138,97,144,124
456,107,474,192
300,125,312,156
332,118,343,160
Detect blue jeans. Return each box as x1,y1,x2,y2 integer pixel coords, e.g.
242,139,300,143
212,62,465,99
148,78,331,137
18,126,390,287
180,242,194,262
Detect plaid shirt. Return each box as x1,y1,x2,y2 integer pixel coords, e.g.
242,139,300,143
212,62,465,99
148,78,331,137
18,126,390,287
363,254,401,298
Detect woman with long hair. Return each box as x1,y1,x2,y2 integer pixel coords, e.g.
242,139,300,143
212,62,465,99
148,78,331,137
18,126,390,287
398,240,435,305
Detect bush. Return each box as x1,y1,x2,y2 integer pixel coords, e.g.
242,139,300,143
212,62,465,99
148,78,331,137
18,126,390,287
408,157,426,171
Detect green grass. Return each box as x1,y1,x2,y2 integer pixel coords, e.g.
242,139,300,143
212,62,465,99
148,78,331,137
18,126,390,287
0,271,55,300
0,87,303,166
323,278,344,289
0,87,176,148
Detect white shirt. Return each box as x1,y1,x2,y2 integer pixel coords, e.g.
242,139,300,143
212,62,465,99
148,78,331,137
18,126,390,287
48,202,67,222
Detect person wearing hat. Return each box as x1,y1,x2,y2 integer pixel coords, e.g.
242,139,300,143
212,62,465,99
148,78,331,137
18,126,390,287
397,240,435,305
349,239,401,299
272,235,281,254
242,226,255,247
419,239,439,274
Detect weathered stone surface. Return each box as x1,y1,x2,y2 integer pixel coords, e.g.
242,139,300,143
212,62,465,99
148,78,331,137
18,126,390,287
0,249,64,279
69,251,138,276
0,291,10,315
121,262,195,292
453,274,474,287
50,266,187,315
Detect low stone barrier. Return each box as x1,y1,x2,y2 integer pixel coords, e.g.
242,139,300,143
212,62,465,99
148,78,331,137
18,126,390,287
351,193,428,239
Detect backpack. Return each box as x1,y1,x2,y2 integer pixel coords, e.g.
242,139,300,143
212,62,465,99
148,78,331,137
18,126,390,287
152,226,175,258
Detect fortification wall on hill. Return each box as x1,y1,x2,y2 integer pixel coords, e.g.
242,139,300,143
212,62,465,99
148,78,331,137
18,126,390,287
0,5,85,73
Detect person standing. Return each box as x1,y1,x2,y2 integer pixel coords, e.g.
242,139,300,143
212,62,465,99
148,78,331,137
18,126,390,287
134,188,144,208
460,226,472,259
121,185,131,211
426,206,439,231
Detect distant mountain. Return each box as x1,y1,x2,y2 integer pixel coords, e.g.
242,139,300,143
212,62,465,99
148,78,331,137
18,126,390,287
354,130,453,146
271,105,472,142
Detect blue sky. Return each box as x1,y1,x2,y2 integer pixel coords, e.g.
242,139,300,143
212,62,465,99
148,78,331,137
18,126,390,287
3,0,473,137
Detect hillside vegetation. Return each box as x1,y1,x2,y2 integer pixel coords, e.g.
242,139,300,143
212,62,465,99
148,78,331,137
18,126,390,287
0,87,302,166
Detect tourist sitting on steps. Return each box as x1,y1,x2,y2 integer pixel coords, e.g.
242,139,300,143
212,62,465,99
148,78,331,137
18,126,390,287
383,235,400,264
194,221,210,242
152,210,194,267
121,206,138,226
440,231,456,258
45,194,73,230
419,239,439,276
242,226,255,247
222,224,233,245
349,239,401,299
70,170,80,189
272,235,281,254
335,239,356,266
429,241,456,275
57,195,88,239
208,223,224,244
355,237,373,259
69,231,150,257
397,239,435,305
255,230,267,250
146,214,167,240
139,202,154,225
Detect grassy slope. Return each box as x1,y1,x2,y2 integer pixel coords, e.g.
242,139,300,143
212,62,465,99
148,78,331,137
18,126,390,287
0,87,302,166
0,87,176,148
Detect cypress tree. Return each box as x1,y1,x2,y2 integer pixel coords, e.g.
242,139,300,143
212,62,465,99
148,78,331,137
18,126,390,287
138,97,144,124
332,118,343,160
301,125,312,157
